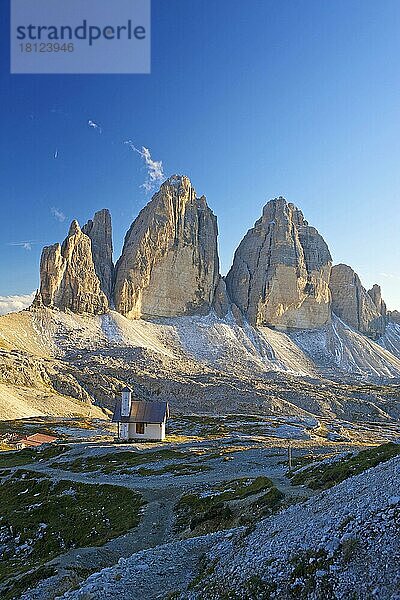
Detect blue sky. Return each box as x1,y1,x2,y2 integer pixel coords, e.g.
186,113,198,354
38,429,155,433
1,0,400,310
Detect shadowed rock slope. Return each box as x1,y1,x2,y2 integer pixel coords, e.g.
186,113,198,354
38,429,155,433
1,307,400,421
329,264,387,338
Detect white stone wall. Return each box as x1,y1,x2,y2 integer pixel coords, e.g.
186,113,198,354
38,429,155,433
120,422,129,440
127,422,165,441
121,390,132,417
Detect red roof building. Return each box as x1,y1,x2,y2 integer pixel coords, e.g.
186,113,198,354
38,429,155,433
19,433,58,448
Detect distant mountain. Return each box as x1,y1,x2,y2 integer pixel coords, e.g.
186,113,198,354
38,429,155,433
35,175,398,336
114,175,220,319
226,197,332,329
2,175,399,421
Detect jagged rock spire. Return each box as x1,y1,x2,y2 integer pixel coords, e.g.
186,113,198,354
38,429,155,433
226,197,332,329
113,175,220,319
330,265,387,338
82,209,114,302
37,212,111,315
368,284,387,319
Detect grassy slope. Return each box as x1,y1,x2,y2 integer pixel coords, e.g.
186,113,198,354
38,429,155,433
176,476,284,535
290,442,400,490
0,445,69,468
0,470,145,600
58,448,189,473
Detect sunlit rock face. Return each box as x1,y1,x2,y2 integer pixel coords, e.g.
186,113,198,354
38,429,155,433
36,182,393,340
114,175,220,319
226,197,332,329
38,218,109,315
330,264,387,338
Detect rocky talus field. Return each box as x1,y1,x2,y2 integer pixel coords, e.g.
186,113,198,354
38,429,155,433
0,419,399,599
1,306,400,421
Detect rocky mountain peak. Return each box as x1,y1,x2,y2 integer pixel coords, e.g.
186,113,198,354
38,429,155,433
163,174,192,191
33,181,393,343
389,310,400,325
368,284,387,318
261,196,304,223
329,264,387,338
113,175,220,319
226,197,332,329
37,213,110,315
68,220,81,237
82,209,114,302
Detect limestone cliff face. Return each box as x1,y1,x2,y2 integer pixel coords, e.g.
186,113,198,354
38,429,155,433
329,265,386,338
212,276,230,318
226,197,332,329
114,175,220,318
368,284,387,319
82,209,113,302
34,183,393,338
38,219,108,314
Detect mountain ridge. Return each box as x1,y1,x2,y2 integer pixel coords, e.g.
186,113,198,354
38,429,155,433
35,174,399,335
1,305,400,422
3,175,399,421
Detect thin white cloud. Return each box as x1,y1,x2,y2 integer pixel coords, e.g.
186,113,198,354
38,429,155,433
124,141,165,192
8,241,35,251
380,272,400,281
88,119,102,134
51,207,66,222
0,292,35,316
